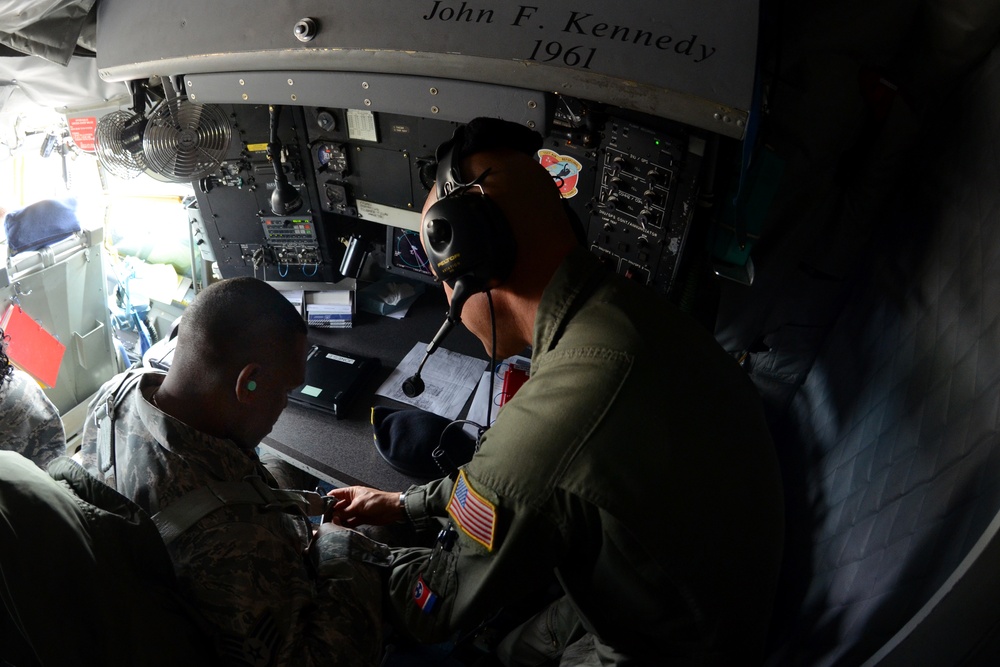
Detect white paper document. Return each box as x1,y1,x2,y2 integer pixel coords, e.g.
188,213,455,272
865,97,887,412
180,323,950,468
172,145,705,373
376,342,488,419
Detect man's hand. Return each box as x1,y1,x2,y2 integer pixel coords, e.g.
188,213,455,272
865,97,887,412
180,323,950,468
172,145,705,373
327,486,403,527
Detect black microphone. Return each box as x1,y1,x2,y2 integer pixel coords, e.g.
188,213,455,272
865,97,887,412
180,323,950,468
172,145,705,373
401,371,426,398
267,105,302,216
402,317,455,397
401,277,477,397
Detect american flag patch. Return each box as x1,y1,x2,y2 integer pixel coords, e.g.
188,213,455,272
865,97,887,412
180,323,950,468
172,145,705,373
447,470,496,551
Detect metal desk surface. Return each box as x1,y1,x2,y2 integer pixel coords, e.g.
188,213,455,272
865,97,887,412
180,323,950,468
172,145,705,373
262,287,488,491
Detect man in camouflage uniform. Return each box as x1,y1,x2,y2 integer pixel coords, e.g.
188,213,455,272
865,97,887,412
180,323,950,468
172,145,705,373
329,120,784,664
0,333,66,469
76,277,384,666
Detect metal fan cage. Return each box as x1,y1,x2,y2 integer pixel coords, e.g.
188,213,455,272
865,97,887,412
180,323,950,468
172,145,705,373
142,101,232,182
94,110,147,180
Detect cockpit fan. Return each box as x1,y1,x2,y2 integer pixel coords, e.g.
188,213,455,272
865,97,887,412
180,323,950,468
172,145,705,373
142,96,232,182
94,110,148,180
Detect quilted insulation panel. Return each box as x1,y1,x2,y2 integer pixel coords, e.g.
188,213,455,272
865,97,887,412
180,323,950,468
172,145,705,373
768,47,1000,665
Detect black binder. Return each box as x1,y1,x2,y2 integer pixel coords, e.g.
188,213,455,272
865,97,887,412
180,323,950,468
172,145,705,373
287,345,380,418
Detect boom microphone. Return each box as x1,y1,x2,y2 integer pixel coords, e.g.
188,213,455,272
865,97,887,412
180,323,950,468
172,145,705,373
401,277,476,397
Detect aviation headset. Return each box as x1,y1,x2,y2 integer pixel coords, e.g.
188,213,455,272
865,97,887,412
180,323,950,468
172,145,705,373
421,124,518,320
401,121,526,398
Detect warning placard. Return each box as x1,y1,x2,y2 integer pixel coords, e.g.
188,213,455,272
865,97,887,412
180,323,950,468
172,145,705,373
67,116,97,153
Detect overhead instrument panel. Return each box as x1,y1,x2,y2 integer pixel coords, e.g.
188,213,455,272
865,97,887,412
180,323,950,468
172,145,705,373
185,95,711,296
92,2,746,299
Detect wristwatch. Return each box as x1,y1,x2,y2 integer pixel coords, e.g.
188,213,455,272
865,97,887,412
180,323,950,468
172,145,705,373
398,490,409,523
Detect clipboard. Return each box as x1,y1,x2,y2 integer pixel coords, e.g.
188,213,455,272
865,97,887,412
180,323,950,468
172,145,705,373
1,303,66,387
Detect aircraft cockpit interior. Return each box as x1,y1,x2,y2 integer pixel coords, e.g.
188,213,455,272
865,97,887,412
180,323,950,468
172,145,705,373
3,1,1000,665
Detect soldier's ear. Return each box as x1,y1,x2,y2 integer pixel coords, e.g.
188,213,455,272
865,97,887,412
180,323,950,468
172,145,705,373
236,364,260,403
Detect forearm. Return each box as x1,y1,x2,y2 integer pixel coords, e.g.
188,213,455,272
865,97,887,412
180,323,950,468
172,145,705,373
329,477,455,528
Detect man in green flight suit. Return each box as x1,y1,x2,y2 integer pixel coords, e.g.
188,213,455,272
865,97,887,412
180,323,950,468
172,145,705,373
330,118,785,665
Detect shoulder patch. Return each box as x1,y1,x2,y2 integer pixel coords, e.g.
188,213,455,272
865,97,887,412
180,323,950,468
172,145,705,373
447,470,496,551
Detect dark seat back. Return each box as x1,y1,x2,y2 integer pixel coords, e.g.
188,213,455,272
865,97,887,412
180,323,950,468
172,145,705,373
763,43,1000,667
0,453,215,667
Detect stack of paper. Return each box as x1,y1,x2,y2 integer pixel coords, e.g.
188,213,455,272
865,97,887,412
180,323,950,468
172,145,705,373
306,290,353,328
281,290,305,319
376,342,488,420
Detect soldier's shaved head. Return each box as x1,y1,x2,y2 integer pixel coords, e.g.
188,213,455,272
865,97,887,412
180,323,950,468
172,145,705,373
172,277,306,378
158,277,308,450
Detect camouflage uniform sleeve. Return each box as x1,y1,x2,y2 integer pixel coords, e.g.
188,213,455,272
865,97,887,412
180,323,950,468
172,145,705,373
0,370,66,469
172,510,384,667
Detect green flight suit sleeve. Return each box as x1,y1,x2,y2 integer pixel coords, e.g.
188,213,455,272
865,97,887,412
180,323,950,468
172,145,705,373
386,469,568,643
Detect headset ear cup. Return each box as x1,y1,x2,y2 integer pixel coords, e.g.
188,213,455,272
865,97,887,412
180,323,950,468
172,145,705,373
422,195,515,290
423,216,453,254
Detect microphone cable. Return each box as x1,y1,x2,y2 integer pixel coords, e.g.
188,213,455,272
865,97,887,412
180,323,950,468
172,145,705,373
430,290,498,476
485,290,497,431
